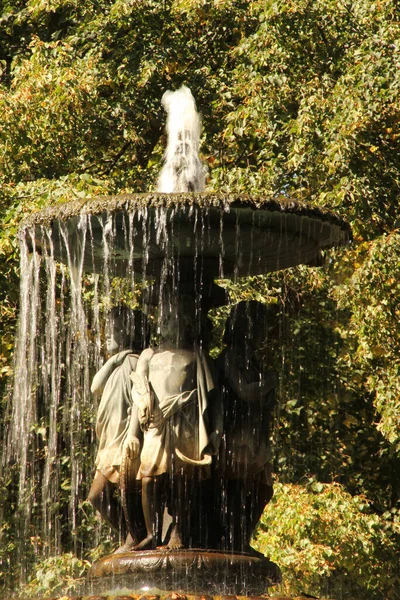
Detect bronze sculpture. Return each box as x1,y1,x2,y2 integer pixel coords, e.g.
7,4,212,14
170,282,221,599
124,293,221,550
215,300,278,552
89,296,278,558
88,307,147,551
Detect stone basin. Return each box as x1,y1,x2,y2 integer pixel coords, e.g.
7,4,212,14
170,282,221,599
21,193,351,278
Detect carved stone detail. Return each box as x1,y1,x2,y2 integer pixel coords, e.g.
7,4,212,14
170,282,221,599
87,549,281,597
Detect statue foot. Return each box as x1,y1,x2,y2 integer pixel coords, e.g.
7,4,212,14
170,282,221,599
166,540,184,549
165,533,184,549
113,533,138,554
134,534,154,550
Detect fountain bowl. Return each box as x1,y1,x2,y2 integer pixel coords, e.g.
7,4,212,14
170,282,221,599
22,192,351,278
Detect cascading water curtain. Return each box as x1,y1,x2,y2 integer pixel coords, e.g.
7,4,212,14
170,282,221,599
4,229,42,582
2,199,276,584
1,207,176,582
2,220,108,581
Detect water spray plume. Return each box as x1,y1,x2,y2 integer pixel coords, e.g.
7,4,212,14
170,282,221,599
157,85,206,193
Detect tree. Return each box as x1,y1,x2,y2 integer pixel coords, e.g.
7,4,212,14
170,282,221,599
0,1,399,597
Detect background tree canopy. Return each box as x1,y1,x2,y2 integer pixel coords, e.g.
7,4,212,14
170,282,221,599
0,1,399,598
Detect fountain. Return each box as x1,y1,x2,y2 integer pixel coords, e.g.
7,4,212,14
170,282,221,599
9,86,351,599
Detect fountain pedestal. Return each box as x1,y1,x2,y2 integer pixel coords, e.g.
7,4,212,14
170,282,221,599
87,549,281,597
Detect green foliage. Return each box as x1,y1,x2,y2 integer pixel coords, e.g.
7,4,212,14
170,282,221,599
210,0,400,238
17,552,90,598
0,37,115,182
335,233,400,451
0,0,256,191
0,230,18,391
254,481,400,599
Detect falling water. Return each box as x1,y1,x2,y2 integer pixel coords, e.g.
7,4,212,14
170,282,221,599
3,201,223,581
5,225,97,573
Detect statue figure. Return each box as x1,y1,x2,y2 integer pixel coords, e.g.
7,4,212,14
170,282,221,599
88,307,148,552
128,294,222,550
215,301,278,552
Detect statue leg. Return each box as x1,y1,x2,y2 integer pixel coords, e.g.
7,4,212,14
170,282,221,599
88,470,124,534
226,479,247,552
247,481,273,535
224,469,274,553
166,474,188,549
114,532,138,554
194,476,221,548
134,476,160,550
114,480,146,554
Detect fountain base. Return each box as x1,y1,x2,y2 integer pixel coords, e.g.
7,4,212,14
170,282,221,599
85,548,281,596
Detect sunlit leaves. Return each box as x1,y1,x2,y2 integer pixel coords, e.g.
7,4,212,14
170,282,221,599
16,552,90,598
254,481,400,599
212,0,400,237
335,232,400,450
0,37,116,182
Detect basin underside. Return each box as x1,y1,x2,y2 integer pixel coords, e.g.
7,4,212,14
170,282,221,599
86,548,281,596
23,193,351,278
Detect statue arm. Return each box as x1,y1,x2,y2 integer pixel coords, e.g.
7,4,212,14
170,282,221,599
123,402,142,459
226,357,276,404
90,350,132,396
204,355,223,455
207,387,223,455
135,347,154,377
124,348,154,459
